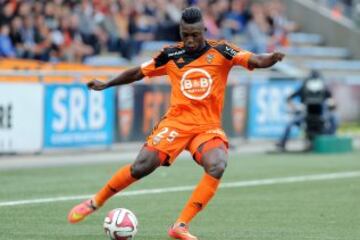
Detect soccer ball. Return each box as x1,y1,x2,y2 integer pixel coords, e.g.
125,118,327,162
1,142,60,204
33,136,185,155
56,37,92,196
103,208,138,240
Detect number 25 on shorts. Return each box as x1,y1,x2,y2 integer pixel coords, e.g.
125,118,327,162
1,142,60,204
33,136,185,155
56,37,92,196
156,127,179,143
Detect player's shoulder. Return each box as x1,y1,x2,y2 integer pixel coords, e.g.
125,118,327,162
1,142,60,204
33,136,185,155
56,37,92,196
160,42,186,58
152,42,185,67
208,39,242,60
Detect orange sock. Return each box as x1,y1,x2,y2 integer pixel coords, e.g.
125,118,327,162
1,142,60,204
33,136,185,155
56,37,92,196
94,164,137,207
177,173,220,224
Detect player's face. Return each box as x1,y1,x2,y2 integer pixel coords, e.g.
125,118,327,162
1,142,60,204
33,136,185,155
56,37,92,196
180,21,206,53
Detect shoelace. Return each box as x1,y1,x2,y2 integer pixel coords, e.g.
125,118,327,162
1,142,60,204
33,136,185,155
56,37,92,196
86,200,97,210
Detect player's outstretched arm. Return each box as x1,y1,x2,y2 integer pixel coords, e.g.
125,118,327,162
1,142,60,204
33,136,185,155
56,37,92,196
87,66,144,91
248,52,285,69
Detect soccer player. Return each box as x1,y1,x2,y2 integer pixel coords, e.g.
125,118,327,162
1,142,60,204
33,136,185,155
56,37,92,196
68,7,284,240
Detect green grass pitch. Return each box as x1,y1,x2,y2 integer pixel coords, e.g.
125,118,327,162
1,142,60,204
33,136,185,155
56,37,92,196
0,151,359,240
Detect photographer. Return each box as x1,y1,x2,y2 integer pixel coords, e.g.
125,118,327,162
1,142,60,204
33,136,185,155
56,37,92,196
276,70,338,151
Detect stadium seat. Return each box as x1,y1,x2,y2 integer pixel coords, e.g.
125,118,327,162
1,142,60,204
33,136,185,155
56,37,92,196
0,75,39,83
53,62,93,71
303,60,360,71
141,41,176,52
288,32,324,46
84,55,129,66
278,46,351,59
0,59,42,70
42,76,76,83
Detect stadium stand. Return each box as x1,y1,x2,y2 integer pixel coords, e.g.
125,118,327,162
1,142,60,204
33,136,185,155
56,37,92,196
0,0,294,61
310,0,360,23
0,0,360,81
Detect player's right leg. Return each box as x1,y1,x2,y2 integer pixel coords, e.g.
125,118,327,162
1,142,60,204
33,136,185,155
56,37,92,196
67,145,168,224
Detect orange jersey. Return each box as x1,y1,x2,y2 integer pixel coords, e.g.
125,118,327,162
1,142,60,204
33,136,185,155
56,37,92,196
141,40,253,126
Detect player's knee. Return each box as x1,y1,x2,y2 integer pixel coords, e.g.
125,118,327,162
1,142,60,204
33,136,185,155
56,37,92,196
204,155,227,179
131,154,160,179
208,159,227,179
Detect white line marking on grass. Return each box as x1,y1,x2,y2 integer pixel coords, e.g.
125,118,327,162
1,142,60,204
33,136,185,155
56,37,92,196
1,171,360,207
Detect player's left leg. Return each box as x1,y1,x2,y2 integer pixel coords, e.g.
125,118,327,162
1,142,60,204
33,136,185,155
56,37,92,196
168,138,228,240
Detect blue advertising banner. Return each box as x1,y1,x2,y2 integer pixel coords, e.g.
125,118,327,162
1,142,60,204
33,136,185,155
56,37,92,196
44,84,115,148
247,80,301,139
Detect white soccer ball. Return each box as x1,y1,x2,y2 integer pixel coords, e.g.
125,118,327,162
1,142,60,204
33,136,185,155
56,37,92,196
103,208,138,240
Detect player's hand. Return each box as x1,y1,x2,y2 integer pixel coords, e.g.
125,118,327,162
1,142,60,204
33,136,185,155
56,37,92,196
272,52,285,62
87,79,108,91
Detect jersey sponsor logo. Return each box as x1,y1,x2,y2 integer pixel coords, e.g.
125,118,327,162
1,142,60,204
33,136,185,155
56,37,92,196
225,46,237,57
180,68,213,100
168,50,185,57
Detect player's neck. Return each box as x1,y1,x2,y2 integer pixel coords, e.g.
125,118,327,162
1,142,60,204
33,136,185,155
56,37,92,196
185,41,207,55
199,41,206,50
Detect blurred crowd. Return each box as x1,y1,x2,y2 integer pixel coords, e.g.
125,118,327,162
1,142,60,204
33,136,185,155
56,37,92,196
312,0,360,24
0,0,297,62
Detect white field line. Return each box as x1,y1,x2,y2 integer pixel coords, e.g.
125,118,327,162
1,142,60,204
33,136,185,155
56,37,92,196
1,171,360,207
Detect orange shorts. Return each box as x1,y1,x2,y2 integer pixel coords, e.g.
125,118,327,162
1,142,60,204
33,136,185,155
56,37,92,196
146,117,228,165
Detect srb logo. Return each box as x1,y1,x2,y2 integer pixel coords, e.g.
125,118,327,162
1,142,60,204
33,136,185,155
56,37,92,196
180,68,213,100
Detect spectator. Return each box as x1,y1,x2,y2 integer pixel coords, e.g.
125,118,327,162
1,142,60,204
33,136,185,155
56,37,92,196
32,1,44,17
58,14,94,62
16,1,32,19
128,4,156,55
246,3,272,53
155,0,182,41
265,0,297,51
222,0,250,39
74,0,102,55
213,0,231,29
101,2,137,59
20,15,37,59
0,0,298,62
202,0,222,39
44,2,59,30
0,2,15,26
0,24,16,57
9,16,25,57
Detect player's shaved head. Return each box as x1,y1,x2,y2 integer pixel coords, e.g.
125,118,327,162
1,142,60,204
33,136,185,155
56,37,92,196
181,6,203,24
180,7,206,53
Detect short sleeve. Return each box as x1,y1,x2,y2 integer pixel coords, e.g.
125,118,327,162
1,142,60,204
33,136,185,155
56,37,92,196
213,41,254,70
232,50,254,70
140,49,169,77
